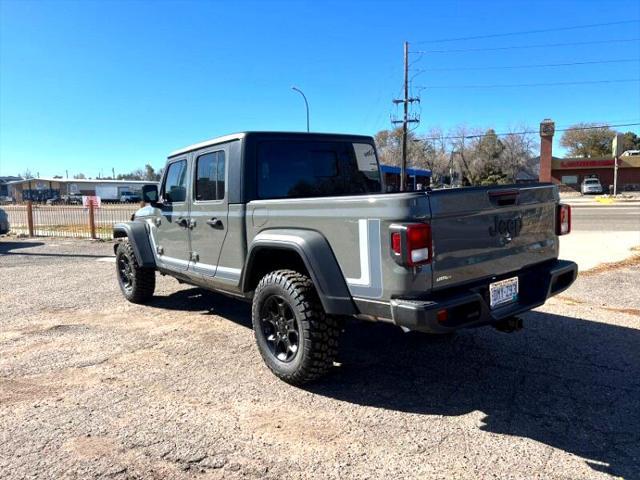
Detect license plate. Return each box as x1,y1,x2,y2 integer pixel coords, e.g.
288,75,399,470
489,277,519,309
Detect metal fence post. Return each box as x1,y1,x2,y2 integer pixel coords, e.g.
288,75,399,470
88,201,97,239
26,201,34,237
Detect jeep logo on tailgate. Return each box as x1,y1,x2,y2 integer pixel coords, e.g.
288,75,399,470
489,216,523,238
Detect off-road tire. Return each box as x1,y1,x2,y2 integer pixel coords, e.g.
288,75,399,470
252,270,339,385
115,241,155,304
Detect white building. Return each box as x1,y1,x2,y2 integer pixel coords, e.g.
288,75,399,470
6,178,158,202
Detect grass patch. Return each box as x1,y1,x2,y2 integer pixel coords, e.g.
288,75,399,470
581,252,640,277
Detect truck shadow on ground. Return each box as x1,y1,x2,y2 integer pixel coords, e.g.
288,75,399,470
309,310,640,479
148,288,252,328
0,240,45,252
148,287,639,478
0,241,107,258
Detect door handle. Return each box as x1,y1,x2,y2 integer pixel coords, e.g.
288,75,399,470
177,217,189,228
206,217,223,228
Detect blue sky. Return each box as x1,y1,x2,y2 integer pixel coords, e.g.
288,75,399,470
1,0,639,177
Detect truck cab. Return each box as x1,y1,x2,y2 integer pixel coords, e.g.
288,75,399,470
114,132,577,384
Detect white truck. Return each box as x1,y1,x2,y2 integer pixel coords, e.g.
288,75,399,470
95,185,120,202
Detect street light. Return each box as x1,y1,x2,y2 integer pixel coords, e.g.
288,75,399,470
291,86,309,132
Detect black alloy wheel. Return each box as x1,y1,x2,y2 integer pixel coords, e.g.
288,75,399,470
251,269,340,384
117,254,134,293
115,241,155,304
260,294,300,362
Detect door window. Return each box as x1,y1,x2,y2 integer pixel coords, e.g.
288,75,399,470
195,151,226,201
162,160,188,203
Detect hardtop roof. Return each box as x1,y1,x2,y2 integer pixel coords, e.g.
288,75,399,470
168,131,374,158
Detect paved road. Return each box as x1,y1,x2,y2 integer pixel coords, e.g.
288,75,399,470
1,237,639,479
570,204,640,231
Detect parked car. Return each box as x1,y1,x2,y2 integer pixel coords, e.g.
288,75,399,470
581,177,603,195
0,207,9,234
63,194,83,205
113,132,577,384
120,191,141,203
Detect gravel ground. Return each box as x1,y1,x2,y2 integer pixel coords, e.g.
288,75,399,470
1,237,639,479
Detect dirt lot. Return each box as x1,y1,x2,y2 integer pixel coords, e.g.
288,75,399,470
1,237,639,479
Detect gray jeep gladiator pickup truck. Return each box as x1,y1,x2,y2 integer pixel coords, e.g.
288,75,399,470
113,132,577,384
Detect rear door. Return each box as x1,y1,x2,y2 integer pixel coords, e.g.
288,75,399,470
152,157,191,271
187,146,229,277
429,185,558,290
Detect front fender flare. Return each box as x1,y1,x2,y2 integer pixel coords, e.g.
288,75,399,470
243,229,356,316
113,221,156,268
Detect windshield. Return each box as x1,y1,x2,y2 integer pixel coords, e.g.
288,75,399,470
585,179,600,184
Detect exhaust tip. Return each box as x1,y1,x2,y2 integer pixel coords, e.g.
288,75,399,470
493,316,523,333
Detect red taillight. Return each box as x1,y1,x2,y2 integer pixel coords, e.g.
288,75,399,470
557,204,571,235
391,232,402,254
390,223,432,267
406,224,431,266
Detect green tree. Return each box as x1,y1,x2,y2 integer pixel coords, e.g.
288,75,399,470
622,131,640,152
73,173,86,179
144,163,162,181
474,129,505,175
455,128,506,185
560,123,616,157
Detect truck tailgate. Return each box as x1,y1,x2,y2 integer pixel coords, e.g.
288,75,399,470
429,184,558,290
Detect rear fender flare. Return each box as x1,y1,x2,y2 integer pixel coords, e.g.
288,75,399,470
113,221,156,268
242,229,356,316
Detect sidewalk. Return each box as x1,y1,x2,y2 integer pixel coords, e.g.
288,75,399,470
560,231,640,271
560,193,640,207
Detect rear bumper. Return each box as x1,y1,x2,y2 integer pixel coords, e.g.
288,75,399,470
391,259,577,334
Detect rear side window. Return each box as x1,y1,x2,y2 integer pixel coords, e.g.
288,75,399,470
162,160,188,203
257,141,381,199
195,151,226,201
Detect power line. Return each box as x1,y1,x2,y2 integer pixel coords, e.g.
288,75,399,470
412,37,640,54
419,122,640,142
413,19,640,44
418,58,640,72
417,78,640,89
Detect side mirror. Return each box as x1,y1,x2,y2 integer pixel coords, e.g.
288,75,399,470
142,184,159,204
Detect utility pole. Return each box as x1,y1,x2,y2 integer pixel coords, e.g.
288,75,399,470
613,155,619,196
392,41,420,191
612,133,624,196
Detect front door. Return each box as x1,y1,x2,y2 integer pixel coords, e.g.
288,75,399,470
153,157,191,271
188,147,229,277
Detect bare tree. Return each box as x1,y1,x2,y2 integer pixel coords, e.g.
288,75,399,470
448,125,484,185
374,128,402,167
560,123,615,158
418,128,449,180
500,126,538,181
374,128,431,171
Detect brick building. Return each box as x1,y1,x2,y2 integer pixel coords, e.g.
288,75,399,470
537,119,640,192
551,155,640,192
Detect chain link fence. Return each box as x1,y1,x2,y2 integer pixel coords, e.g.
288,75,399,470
3,202,139,240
